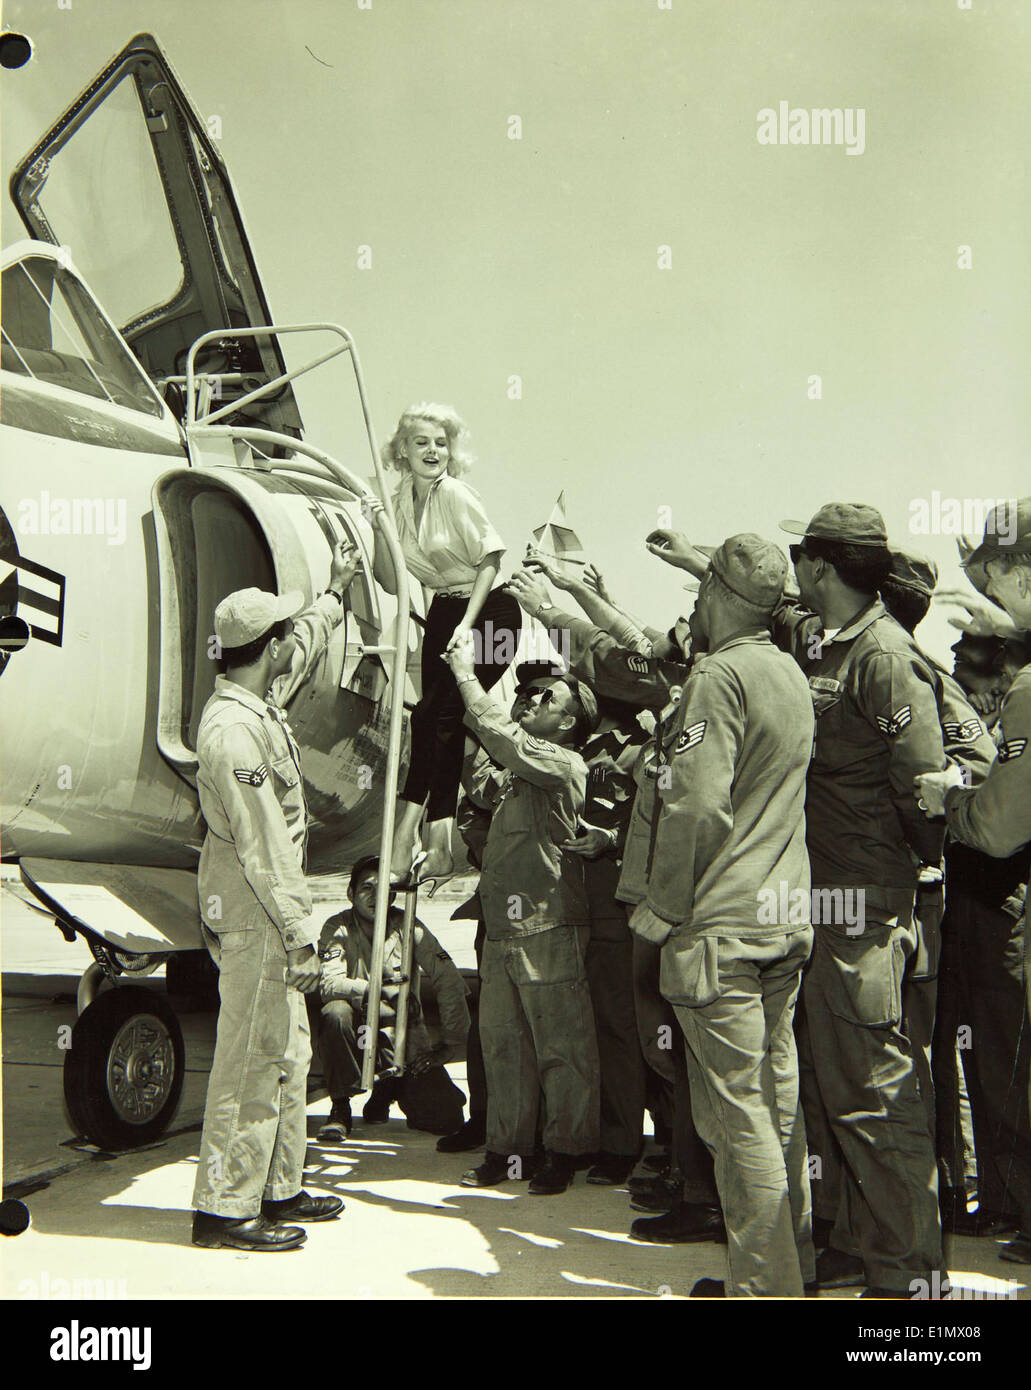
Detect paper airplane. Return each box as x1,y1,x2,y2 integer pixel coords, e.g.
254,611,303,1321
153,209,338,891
530,492,587,576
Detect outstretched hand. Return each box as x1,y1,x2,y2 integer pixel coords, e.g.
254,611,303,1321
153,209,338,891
934,588,1018,639
644,528,708,578
507,567,552,615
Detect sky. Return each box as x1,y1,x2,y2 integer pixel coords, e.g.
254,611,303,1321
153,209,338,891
3,0,1029,663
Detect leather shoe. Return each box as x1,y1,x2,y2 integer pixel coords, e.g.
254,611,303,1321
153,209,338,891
814,1246,866,1289
317,1100,352,1143
630,1201,726,1244
586,1153,637,1186
363,1079,397,1124
999,1232,1031,1264
262,1190,344,1223
528,1152,578,1195
436,1119,487,1153
460,1150,529,1187
629,1184,680,1213
642,1148,672,1172
192,1211,306,1251
628,1168,672,1194
690,1277,725,1297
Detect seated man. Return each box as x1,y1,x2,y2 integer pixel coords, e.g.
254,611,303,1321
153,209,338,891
313,856,470,1140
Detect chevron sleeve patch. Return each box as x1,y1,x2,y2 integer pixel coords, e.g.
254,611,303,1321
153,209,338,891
998,738,1027,763
673,720,707,754
876,705,912,737
234,764,269,786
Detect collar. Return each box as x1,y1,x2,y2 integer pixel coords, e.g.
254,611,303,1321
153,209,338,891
213,674,274,719
825,598,885,645
704,628,772,658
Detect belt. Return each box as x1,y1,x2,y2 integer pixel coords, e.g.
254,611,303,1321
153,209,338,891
435,588,474,599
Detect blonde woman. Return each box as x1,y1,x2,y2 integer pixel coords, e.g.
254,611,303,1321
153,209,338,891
372,404,523,885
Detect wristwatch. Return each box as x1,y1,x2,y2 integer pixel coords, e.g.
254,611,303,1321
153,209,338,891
325,588,344,605
456,673,478,687
535,599,554,619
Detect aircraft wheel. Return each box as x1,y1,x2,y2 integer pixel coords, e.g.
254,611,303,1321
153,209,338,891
64,986,185,1149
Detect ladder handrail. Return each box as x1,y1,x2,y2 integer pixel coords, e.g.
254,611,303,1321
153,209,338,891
184,321,412,1089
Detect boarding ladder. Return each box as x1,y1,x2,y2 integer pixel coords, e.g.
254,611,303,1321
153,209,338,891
174,323,420,1090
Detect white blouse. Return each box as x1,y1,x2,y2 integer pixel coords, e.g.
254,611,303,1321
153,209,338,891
392,474,506,592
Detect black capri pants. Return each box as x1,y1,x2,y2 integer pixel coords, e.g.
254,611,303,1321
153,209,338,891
401,587,523,821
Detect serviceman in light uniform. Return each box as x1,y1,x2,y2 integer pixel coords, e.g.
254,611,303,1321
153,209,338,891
191,543,357,1252
629,535,816,1298
917,497,1031,1267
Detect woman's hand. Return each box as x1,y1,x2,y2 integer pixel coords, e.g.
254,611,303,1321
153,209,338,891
363,496,387,525
443,629,477,679
445,620,473,654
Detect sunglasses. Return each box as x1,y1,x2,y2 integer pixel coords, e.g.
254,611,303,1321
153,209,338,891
516,684,560,706
788,543,809,564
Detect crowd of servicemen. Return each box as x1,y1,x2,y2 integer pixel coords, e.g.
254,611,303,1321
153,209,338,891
185,481,1031,1301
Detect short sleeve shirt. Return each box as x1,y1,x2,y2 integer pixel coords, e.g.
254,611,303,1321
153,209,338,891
392,473,505,591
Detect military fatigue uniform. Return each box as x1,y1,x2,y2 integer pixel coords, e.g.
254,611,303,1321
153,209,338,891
192,595,341,1218
637,630,816,1297
550,609,717,1203
775,598,947,1292
944,664,1031,1227
315,907,470,1132
463,692,599,1157
580,719,649,1160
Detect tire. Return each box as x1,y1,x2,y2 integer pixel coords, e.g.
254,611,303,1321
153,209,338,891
64,986,185,1150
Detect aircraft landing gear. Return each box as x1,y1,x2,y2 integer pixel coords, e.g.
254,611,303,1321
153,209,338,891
64,987,185,1150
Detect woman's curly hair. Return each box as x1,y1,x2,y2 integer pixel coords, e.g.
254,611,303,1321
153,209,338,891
381,403,475,478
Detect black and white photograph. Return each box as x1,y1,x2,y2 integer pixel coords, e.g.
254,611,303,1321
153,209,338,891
1,0,1029,1349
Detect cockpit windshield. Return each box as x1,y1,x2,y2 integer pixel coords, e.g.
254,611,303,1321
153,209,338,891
21,73,186,334
1,255,164,417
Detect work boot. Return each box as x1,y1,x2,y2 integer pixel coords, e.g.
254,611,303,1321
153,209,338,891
586,1153,637,1186
642,1147,672,1172
436,1118,487,1153
317,1100,352,1143
192,1212,306,1251
630,1200,726,1244
528,1151,578,1195
999,1232,1031,1264
813,1246,866,1289
363,1079,397,1124
460,1150,528,1188
629,1184,680,1213
690,1278,726,1298
261,1190,344,1223
627,1167,673,1195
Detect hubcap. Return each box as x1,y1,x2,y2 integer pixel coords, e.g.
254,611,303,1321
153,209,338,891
105,1014,176,1125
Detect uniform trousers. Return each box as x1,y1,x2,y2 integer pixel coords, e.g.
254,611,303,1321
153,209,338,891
670,928,814,1297
585,857,646,1158
479,924,600,1156
799,911,944,1292
314,999,465,1134
934,887,1031,1227
632,930,718,1203
193,921,310,1217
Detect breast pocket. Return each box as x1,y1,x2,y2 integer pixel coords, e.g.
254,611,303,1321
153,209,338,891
270,754,301,790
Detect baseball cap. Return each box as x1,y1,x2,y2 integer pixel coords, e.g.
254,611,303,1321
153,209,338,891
214,588,305,647
706,533,787,611
781,503,889,548
888,548,939,597
964,497,1031,568
514,660,600,735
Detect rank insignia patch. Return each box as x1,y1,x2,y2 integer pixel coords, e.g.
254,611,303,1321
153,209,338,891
943,718,984,744
674,720,707,754
234,765,269,785
876,705,912,737
998,738,1027,763
626,654,650,674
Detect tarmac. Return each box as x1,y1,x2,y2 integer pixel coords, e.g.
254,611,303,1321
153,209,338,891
2,867,1028,1301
